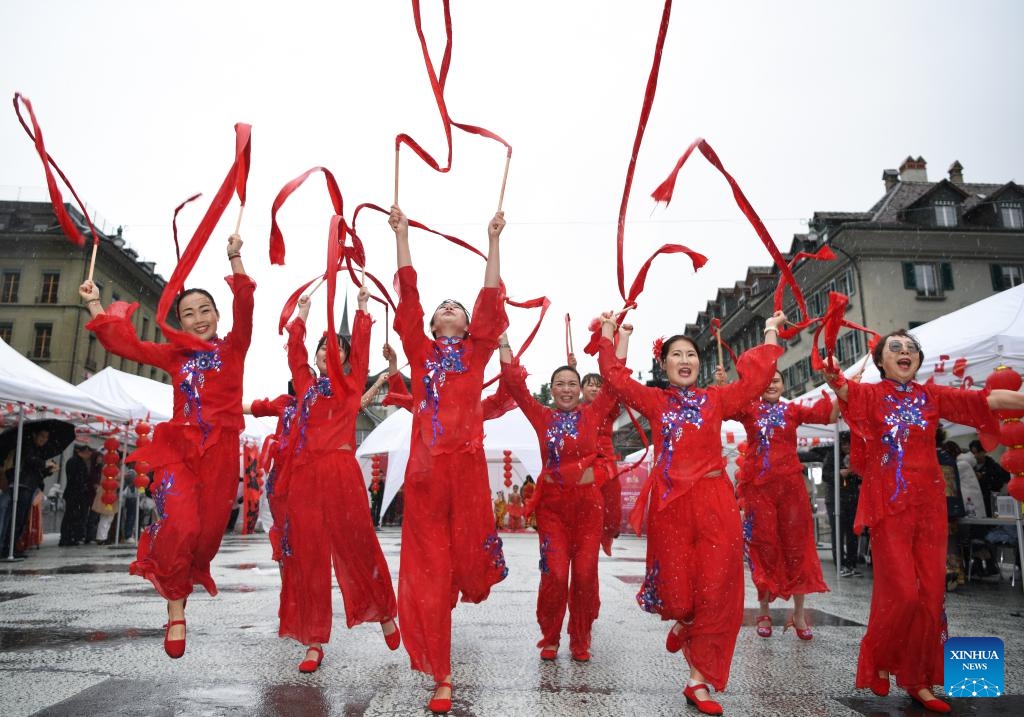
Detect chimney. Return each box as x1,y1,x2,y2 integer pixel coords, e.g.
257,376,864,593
881,169,899,191
898,155,928,182
948,160,964,184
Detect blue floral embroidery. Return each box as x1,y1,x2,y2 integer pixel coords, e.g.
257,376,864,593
280,517,293,559
266,399,298,498
545,410,581,483
178,343,223,443
539,534,553,575
880,384,928,501
742,509,755,577
754,401,787,478
484,532,509,580
146,471,178,549
636,560,664,613
655,387,707,498
296,377,333,452
420,337,468,445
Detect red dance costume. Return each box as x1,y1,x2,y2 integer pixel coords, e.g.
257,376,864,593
502,363,617,656
248,394,297,561
840,379,999,691
590,397,622,553
274,312,397,646
393,266,509,682
599,339,781,691
87,274,255,600
732,395,832,603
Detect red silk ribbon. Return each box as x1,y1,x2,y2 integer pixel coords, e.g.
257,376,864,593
172,193,203,262
710,318,739,365
156,123,252,351
13,93,99,249
772,244,835,339
810,291,880,372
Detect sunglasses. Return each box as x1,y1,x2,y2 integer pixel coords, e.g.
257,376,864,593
886,340,920,354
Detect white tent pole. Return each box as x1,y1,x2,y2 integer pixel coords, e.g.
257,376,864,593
113,426,128,546
833,420,842,580
5,405,26,561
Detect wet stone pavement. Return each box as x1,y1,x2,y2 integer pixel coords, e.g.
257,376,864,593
1,530,1023,716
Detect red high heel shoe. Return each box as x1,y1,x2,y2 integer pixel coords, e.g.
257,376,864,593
539,645,558,661
298,646,324,673
162,619,186,659
428,681,453,714
682,682,723,716
755,614,772,638
906,686,951,713
869,672,890,696
382,618,401,650
666,622,684,653
571,648,591,662
783,614,813,640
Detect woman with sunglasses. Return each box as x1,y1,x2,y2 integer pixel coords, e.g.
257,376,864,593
727,368,837,641
388,205,507,715
597,311,785,716
499,342,618,663
824,329,1024,713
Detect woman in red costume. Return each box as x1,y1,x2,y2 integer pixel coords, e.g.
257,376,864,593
729,369,835,640
500,343,617,663
388,205,508,715
580,369,622,555
78,234,253,658
824,329,1024,713
597,311,785,716
269,286,399,672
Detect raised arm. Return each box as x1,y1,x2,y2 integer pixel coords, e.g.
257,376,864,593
484,211,504,289
78,280,106,319
227,232,246,276
389,205,411,269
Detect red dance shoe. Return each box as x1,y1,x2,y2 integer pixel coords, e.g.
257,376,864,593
869,672,890,697
783,614,813,640
382,618,401,651
755,614,772,638
683,683,723,716
540,646,558,661
907,686,951,713
571,649,591,662
162,619,186,659
298,645,324,673
428,681,453,714
666,621,684,653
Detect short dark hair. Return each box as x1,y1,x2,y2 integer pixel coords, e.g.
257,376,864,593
316,333,351,366
581,373,603,388
969,439,984,454
659,335,698,362
872,329,924,379
550,365,581,385
174,288,218,319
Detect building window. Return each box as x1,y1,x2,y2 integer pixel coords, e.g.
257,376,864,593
1,271,20,303
837,331,863,365
0,322,12,344
141,316,150,341
150,367,158,380
1000,203,1023,230
85,334,97,370
32,323,53,359
903,262,953,298
991,264,1024,291
39,272,60,304
934,201,957,227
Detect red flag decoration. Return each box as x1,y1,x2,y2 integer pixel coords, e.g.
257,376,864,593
396,0,512,174
156,123,252,351
12,93,100,249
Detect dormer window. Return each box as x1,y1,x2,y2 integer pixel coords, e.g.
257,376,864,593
1000,203,1023,230
934,201,957,227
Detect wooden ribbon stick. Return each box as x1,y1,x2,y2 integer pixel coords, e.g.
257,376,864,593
88,244,99,283
307,274,327,297
716,330,725,370
394,146,401,206
234,204,245,235
497,149,512,212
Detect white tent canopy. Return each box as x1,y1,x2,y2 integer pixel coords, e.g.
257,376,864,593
356,406,543,519
77,366,275,442
0,339,135,423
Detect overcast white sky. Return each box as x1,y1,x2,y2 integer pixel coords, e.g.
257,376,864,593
2,1,1022,397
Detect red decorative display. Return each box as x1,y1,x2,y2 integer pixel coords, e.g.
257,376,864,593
988,366,1024,501
503,449,513,488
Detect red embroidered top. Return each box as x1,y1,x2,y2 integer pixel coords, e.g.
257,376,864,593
250,394,297,497
840,379,999,530
732,394,833,485
501,362,617,486
284,311,370,467
599,339,781,523
393,266,507,455
385,364,516,421
87,274,255,447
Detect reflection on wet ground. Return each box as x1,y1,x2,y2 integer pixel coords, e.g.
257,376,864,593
837,694,1024,715
0,591,31,603
1,563,131,576
33,679,373,717
1,627,162,651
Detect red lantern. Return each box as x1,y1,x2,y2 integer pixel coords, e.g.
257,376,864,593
103,436,120,451
134,420,152,437
987,365,1022,392
135,434,150,449
101,478,119,492
370,454,383,494
103,451,119,465
102,465,119,478
1000,420,1024,448
502,449,513,488
100,492,118,505
988,366,1024,501
133,474,149,489
135,460,150,474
